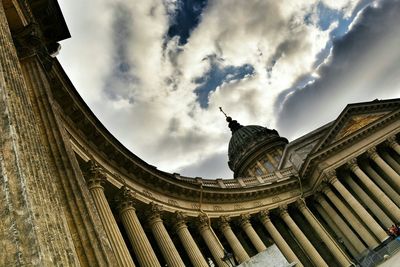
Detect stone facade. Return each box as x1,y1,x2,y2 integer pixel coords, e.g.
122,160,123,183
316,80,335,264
1,1,400,267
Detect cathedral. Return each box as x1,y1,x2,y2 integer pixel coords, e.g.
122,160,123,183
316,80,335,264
1,1,400,266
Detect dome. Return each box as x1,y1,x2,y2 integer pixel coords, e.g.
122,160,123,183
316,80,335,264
228,124,287,174
219,108,288,177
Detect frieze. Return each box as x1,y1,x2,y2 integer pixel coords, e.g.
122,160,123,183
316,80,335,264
213,205,223,211
142,189,153,198
168,199,180,207
252,201,263,208
234,204,245,210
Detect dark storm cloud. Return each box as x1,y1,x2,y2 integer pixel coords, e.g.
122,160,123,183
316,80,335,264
276,0,400,139
178,151,232,178
103,4,138,102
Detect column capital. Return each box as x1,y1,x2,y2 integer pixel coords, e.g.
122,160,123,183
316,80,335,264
197,214,210,232
259,210,271,223
86,161,107,190
173,211,187,231
385,135,398,148
146,203,163,226
115,186,137,213
238,214,251,228
347,158,359,172
314,192,326,203
324,169,337,179
366,147,379,160
218,215,231,231
12,23,56,69
320,184,332,195
295,199,307,211
279,205,289,218
324,172,338,185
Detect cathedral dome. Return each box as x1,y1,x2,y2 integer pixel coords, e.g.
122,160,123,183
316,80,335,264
220,108,288,177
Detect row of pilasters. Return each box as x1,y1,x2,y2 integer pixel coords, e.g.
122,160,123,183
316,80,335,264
82,135,400,266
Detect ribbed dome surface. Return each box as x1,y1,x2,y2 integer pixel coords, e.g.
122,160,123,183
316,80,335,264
228,125,285,173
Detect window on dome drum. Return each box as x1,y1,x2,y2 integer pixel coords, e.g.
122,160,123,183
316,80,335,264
255,167,263,176
263,160,274,172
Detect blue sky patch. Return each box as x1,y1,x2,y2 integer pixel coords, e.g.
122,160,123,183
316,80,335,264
167,0,208,45
194,60,254,108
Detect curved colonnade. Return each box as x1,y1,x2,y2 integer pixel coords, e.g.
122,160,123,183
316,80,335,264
77,133,400,267
1,1,400,266
62,72,400,266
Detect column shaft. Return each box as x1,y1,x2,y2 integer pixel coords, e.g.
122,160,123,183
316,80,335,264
363,163,400,206
89,184,135,266
297,201,352,267
148,211,185,267
350,164,400,222
120,211,160,266
316,194,366,254
239,215,267,253
323,186,379,249
344,175,393,227
198,216,225,267
175,222,208,267
259,212,303,266
387,137,400,155
381,151,400,173
329,176,387,241
367,148,400,188
315,205,358,259
280,208,328,267
0,3,80,265
219,217,250,263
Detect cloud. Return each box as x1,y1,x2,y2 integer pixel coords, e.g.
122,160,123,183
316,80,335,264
276,0,400,140
58,0,382,178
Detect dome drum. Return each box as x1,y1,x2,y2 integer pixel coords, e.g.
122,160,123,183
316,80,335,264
227,124,288,177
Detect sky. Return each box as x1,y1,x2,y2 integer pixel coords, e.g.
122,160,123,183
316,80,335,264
57,0,400,179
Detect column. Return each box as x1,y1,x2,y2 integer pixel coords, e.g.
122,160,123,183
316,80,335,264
348,161,400,222
173,212,208,267
116,187,160,267
279,206,328,267
381,150,400,173
344,174,393,227
146,204,185,267
321,184,379,248
296,200,352,267
362,163,400,206
326,172,387,242
0,3,81,265
315,193,366,254
87,168,135,266
315,204,359,259
197,214,225,267
386,135,400,155
366,147,400,188
259,210,303,267
238,214,267,253
219,216,250,263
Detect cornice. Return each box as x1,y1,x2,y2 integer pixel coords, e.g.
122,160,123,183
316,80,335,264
300,105,400,179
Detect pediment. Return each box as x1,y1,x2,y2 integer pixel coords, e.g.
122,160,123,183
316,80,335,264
333,113,386,141
312,99,400,153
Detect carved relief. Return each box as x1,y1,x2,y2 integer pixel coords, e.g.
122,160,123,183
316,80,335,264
234,204,244,210
168,199,180,207
142,189,153,198
191,203,200,210
335,113,386,141
213,205,223,211
253,201,263,208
